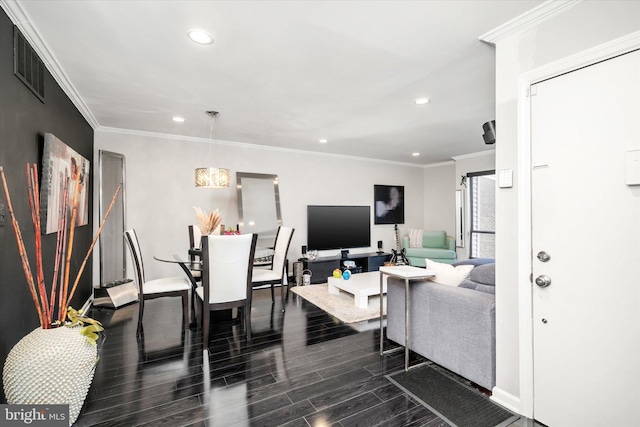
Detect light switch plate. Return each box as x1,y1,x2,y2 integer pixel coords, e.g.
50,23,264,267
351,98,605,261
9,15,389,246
625,150,640,185
498,169,513,188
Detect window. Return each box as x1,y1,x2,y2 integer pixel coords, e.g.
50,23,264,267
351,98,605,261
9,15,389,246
468,171,495,258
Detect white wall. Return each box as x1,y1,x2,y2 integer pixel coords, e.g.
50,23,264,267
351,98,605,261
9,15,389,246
93,129,425,281
422,162,455,239
492,0,640,414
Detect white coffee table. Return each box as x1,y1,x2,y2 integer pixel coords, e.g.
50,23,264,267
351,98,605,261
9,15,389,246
327,271,386,309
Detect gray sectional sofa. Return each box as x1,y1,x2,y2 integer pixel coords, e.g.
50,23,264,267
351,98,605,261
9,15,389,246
386,262,496,390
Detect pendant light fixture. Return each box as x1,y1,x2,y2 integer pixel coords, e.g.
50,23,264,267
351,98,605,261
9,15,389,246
195,110,230,188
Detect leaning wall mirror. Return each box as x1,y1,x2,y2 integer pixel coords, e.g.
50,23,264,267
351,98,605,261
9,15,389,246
99,150,127,285
236,172,282,249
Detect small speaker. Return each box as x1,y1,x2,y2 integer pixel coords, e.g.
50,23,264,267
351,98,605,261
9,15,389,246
377,240,383,254
302,245,307,255
482,120,496,145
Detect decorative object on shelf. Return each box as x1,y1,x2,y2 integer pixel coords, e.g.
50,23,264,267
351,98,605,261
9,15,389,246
194,206,222,235
302,269,312,286
306,249,318,260
195,111,231,188
342,269,352,280
293,261,304,286
333,269,342,278
374,185,404,225
0,164,118,425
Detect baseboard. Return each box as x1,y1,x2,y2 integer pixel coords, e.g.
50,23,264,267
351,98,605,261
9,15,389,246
491,386,521,414
81,295,93,314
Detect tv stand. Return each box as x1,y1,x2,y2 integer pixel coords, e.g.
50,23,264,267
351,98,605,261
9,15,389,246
299,252,391,284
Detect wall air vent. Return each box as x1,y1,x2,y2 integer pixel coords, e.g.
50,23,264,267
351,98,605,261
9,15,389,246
13,25,45,103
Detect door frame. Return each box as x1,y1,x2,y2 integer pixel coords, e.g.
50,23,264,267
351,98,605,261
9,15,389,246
515,30,640,419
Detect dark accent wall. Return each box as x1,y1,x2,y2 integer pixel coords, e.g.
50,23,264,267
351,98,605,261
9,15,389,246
0,9,94,402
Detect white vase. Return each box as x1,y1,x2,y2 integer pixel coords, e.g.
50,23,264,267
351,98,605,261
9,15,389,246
2,326,98,426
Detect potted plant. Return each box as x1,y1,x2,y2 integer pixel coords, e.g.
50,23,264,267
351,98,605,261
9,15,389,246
1,164,120,425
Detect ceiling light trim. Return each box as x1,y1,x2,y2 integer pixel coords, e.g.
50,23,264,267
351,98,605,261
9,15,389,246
187,29,214,45
479,0,582,45
0,0,100,129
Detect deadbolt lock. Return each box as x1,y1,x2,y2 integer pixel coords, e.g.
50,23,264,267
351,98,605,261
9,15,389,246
537,251,551,262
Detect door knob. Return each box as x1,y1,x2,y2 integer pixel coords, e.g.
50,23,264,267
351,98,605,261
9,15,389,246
537,251,551,262
535,275,552,288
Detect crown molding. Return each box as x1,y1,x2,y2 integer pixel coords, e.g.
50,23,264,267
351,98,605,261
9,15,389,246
96,127,427,168
479,0,582,45
451,149,495,161
424,160,455,169
1,0,100,129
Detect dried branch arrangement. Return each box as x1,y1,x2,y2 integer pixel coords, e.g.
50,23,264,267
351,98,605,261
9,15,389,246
193,206,222,235
0,164,121,331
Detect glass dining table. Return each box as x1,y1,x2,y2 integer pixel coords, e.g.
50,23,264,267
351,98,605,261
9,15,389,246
153,246,275,329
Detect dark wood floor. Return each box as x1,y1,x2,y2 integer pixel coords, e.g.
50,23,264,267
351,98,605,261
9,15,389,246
78,287,522,427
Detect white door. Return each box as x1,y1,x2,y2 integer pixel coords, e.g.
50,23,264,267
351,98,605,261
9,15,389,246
531,50,640,426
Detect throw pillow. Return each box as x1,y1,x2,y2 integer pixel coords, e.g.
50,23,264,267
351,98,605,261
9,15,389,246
408,228,424,248
425,258,474,287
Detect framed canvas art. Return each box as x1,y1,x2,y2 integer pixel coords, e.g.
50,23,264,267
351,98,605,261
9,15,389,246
374,185,404,225
40,133,90,234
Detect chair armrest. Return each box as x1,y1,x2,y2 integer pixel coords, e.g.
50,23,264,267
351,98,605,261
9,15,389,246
446,236,455,251
402,235,410,249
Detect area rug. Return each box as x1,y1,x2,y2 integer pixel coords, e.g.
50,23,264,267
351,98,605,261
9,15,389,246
291,283,386,324
387,364,519,427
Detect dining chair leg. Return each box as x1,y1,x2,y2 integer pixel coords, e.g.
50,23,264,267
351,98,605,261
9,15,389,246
203,303,210,350
270,284,275,303
136,298,145,336
181,291,189,329
280,280,286,312
244,301,252,341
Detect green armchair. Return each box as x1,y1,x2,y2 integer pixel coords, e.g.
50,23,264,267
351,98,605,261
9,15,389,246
402,230,457,266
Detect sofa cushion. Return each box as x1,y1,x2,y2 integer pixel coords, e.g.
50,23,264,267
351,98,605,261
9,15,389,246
426,258,473,287
458,263,495,294
453,258,495,267
408,228,424,248
469,263,495,285
422,231,447,249
405,247,457,260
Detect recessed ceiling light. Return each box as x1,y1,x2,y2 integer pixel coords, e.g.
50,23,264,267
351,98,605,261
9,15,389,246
412,152,420,157
414,97,430,105
188,29,214,45
319,139,328,143
172,116,185,123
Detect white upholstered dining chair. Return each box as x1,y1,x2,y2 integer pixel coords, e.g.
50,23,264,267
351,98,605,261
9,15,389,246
124,229,191,336
251,226,295,310
197,233,257,349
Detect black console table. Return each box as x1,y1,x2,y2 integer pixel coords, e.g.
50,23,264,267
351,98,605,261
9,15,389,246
299,252,391,284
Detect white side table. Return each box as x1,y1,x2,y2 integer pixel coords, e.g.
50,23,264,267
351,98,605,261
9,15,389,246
379,265,435,371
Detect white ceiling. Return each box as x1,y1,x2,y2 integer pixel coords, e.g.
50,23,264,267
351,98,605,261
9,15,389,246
5,0,546,165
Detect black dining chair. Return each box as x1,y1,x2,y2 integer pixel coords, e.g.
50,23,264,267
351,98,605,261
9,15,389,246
124,229,191,336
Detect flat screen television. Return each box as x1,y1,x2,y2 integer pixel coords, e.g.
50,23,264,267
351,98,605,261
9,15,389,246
307,205,371,251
